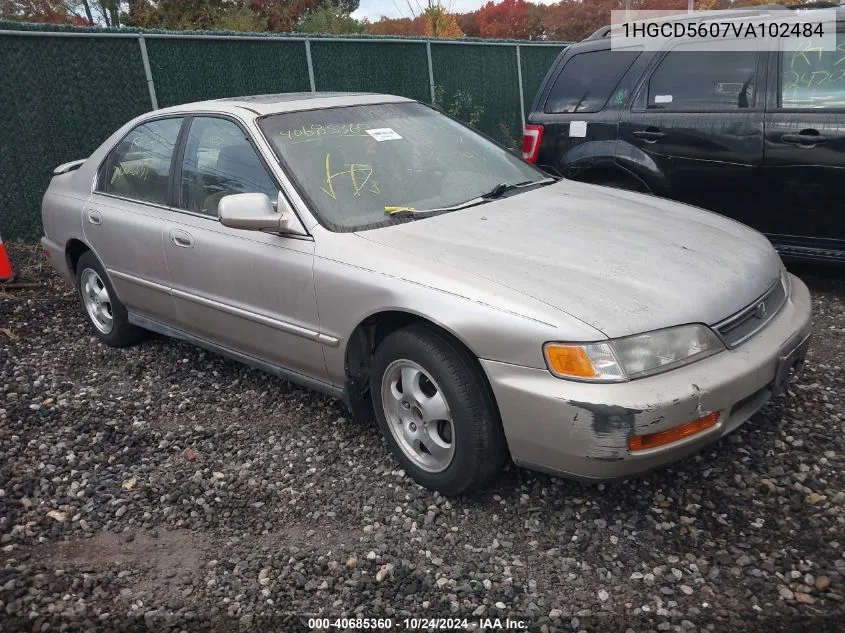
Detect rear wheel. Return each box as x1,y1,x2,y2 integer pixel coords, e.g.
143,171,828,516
371,324,507,495
76,251,144,347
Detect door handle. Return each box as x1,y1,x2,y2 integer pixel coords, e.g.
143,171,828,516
169,229,194,248
86,208,101,225
633,129,667,142
781,129,827,146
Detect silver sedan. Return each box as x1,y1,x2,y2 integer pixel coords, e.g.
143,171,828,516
41,92,812,494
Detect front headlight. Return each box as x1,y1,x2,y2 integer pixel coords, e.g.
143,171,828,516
544,324,725,382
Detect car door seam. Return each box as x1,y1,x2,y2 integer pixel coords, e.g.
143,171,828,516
112,266,337,345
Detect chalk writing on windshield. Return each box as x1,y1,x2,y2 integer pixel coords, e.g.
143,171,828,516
320,153,381,200
280,123,372,143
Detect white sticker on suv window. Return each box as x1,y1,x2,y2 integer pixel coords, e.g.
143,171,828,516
654,95,673,104
569,121,587,138
366,128,403,142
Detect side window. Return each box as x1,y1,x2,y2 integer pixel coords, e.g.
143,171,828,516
544,49,641,114
180,117,278,216
645,44,758,111
98,118,184,205
780,32,845,109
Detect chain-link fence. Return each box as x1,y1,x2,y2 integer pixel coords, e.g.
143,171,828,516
0,20,567,242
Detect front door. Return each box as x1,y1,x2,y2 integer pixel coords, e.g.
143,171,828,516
163,115,327,383
762,29,845,256
619,42,767,226
84,117,184,322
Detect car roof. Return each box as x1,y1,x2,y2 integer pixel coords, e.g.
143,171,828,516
154,92,415,117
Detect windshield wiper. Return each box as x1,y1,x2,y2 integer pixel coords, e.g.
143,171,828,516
480,178,556,200
384,197,489,218
384,178,556,218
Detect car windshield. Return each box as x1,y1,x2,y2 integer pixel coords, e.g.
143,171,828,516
258,101,548,232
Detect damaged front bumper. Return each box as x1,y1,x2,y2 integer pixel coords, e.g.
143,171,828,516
481,274,813,482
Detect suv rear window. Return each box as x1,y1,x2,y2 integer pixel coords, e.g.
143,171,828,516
544,49,641,114
780,31,845,109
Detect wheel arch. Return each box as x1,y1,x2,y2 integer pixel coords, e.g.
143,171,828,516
566,159,651,192
343,309,496,423
65,238,91,282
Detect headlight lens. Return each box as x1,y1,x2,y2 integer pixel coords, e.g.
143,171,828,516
544,324,724,382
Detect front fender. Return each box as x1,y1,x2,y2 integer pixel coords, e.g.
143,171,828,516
313,235,606,386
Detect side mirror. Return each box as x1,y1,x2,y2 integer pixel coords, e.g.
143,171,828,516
218,192,301,234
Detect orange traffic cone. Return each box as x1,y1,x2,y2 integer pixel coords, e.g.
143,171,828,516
0,235,14,283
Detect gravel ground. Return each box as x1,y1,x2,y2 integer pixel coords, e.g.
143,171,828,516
1,242,844,633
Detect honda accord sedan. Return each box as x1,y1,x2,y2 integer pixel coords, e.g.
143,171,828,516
41,92,812,495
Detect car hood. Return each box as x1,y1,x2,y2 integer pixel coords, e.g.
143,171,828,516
356,180,782,338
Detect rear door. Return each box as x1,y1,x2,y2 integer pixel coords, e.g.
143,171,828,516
84,117,183,322
531,43,646,174
762,28,845,256
619,41,767,224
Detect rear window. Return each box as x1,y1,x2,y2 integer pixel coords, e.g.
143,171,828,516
544,49,641,114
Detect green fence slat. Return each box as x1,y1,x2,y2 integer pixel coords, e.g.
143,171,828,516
0,35,150,242
310,41,429,101
146,38,310,107
520,45,567,114
431,43,522,148
0,20,569,242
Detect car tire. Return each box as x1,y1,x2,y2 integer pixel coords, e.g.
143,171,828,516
371,324,508,495
76,251,144,347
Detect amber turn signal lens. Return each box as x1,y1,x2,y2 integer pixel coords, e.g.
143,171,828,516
544,345,598,378
627,412,719,452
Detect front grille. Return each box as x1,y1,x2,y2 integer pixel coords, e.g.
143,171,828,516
714,277,787,348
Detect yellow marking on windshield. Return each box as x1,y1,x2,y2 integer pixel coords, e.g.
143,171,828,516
321,153,337,200
385,206,415,214
320,153,381,200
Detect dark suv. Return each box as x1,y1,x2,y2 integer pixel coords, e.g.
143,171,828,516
524,5,845,264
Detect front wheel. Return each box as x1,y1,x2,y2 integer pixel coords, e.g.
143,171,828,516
370,324,508,495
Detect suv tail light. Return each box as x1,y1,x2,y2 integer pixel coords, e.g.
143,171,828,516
522,124,544,164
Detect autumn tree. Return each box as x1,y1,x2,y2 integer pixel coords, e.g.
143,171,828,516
422,3,462,38
0,0,92,24
455,11,479,37
123,0,360,31
474,0,543,40
127,0,227,29
245,0,356,31
296,1,365,34
366,16,423,36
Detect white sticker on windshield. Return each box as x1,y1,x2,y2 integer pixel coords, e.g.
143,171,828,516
569,121,587,138
654,94,673,104
366,128,403,142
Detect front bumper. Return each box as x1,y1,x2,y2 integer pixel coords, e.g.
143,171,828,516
482,273,813,482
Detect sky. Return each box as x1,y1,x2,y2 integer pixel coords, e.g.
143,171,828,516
353,0,558,21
